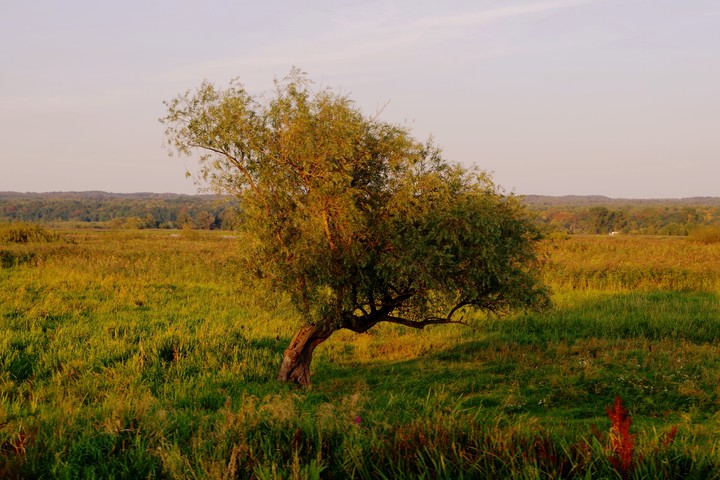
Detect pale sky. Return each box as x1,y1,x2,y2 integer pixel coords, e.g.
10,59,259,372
1,0,718,198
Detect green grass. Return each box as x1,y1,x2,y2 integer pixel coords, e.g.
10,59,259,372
2,230,720,478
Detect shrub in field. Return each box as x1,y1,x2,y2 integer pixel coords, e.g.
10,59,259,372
0,222,58,243
162,69,550,385
0,249,36,268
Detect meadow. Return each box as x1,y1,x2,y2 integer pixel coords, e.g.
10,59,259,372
2,225,720,478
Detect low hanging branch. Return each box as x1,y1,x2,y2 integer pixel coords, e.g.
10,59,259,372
384,315,469,329
379,299,472,329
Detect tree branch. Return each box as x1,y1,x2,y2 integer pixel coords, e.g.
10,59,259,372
378,299,473,330
446,300,471,320
351,285,370,316
368,290,376,314
385,292,413,308
340,312,377,334
189,142,295,255
188,143,265,206
383,315,468,329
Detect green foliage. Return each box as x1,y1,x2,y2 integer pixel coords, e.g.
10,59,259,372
162,70,549,340
0,249,36,269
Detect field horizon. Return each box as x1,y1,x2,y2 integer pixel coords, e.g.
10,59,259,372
3,190,720,203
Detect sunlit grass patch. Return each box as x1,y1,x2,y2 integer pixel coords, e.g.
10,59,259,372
542,235,720,291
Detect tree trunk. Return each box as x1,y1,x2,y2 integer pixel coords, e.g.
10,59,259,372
277,323,334,386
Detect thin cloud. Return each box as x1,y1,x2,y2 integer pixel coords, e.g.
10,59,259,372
153,0,603,87
410,0,601,29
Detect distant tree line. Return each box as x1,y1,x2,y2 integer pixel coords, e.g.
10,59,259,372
2,192,719,235
0,192,239,230
524,196,720,235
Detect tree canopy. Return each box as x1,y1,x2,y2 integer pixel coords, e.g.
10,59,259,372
161,69,550,385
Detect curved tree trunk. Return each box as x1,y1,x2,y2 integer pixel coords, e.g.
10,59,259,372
277,323,334,386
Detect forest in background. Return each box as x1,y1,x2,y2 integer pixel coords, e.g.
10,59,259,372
1,191,720,234
0,192,238,230
526,195,720,235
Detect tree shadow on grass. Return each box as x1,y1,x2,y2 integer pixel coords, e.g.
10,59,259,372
312,290,720,422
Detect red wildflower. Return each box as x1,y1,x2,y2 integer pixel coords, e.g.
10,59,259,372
606,396,637,479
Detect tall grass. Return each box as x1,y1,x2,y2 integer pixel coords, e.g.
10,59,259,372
688,225,720,245
2,229,720,477
541,235,720,291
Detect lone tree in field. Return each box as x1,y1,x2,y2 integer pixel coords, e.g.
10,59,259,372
162,70,550,385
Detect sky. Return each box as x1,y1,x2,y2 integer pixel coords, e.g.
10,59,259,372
1,0,718,198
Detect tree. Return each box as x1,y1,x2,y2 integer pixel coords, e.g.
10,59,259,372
161,70,550,385
194,210,216,230
587,206,611,234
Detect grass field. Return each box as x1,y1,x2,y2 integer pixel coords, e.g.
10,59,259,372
2,227,720,478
